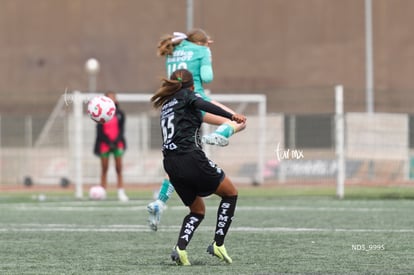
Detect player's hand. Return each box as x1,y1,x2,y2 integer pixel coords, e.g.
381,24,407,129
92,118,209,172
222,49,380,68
231,113,246,124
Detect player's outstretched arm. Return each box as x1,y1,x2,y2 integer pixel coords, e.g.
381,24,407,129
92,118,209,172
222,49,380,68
194,98,243,121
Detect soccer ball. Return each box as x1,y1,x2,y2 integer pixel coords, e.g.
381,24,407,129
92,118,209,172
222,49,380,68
89,185,107,200
87,95,116,123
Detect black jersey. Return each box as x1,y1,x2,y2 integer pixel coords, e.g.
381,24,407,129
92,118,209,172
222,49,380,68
160,88,233,155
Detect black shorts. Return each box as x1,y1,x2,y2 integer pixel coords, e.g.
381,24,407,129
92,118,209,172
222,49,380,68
163,150,225,206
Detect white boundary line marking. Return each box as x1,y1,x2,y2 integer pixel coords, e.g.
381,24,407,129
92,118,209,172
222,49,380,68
0,205,406,212
1,203,412,233
1,224,413,233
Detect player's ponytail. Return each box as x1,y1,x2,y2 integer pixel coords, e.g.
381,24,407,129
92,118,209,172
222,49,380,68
151,69,194,108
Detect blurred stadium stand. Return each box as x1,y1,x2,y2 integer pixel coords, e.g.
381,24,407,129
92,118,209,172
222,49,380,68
2,1,414,114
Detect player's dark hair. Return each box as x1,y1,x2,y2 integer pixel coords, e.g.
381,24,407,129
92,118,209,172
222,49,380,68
151,69,194,108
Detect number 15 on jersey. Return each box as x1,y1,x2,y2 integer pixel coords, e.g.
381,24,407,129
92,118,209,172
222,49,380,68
162,115,177,150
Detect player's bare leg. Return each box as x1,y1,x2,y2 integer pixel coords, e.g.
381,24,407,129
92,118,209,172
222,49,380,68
115,156,128,202
202,101,246,146
100,157,109,190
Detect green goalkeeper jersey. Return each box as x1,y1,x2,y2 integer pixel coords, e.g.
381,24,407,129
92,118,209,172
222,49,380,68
165,40,213,100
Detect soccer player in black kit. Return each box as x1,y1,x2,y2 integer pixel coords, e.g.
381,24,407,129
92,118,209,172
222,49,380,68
151,69,246,266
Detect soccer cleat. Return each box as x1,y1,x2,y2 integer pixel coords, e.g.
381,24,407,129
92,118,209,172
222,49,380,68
207,242,233,264
202,133,229,147
171,246,191,266
117,190,129,202
147,200,164,231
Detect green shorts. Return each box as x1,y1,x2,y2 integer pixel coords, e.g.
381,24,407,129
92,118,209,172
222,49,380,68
100,148,124,158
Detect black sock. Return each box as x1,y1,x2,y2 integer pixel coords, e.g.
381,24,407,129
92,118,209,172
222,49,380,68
176,212,204,250
214,195,238,246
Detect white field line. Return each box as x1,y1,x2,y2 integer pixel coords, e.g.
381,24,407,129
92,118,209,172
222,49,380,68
1,204,411,233
0,205,405,212
0,224,413,233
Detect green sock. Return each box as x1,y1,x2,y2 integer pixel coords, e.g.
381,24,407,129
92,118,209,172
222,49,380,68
215,123,235,138
158,178,174,203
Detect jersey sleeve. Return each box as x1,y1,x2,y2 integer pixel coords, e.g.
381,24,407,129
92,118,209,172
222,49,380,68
200,47,213,83
192,97,233,119
200,65,213,84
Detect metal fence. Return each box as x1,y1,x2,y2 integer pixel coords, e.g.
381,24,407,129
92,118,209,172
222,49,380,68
1,111,413,187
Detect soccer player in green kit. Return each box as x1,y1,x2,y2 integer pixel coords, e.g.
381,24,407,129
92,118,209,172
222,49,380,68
147,29,246,231
151,68,246,265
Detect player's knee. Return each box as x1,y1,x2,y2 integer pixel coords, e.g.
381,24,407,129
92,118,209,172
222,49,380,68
225,189,238,197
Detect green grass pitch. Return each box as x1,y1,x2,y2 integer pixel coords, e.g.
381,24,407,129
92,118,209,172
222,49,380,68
1,185,414,274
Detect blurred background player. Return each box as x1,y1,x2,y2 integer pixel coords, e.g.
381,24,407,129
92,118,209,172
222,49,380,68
147,28,247,230
93,91,129,202
151,68,246,265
